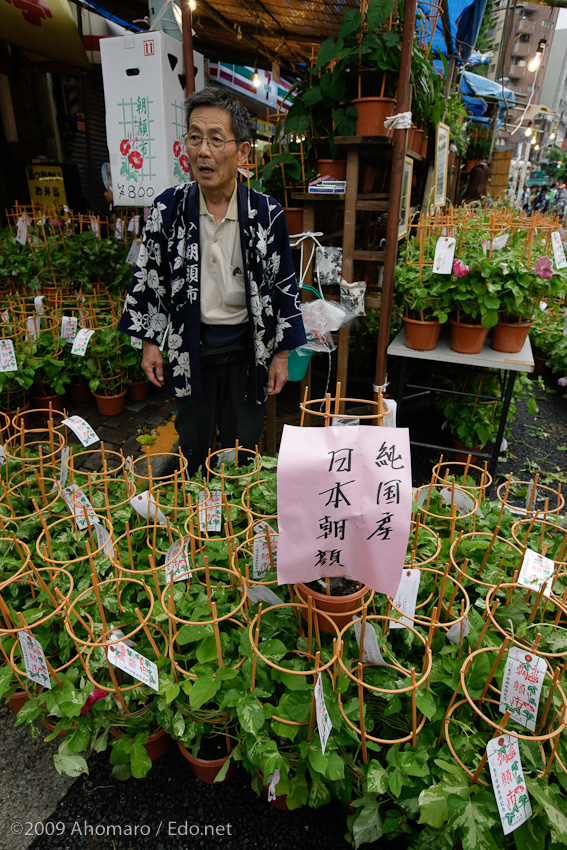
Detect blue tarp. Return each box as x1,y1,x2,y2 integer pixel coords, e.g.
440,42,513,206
427,0,489,64
461,71,515,122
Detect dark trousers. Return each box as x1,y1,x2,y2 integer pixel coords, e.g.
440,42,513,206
175,357,265,477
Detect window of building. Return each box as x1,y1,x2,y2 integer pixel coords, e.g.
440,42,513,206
498,20,504,28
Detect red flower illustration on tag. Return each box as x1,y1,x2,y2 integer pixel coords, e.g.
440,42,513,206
128,151,143,170
120,139,131,156
173,141,182,157
179,154,191,174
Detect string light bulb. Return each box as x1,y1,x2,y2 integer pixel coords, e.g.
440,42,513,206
550,131,556,140
527,39,547,73
524,125,533,137
253,69,261,88
535,144,540,151
189,0,196,9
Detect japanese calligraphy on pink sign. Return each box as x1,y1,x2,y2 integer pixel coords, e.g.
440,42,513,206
499,647,546,732
487,734,532,834
18,632,51,689
277,425,412,596
107,641,159,691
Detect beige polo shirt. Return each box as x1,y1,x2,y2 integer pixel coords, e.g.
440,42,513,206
198,184,247,326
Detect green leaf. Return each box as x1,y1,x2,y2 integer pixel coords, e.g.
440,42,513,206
419,775,471,828
165,683,180,705
315,36,342,70
188,673,221,710
196,635,221,664
527,778,567,845
175,624,214,645
257,639,288,662
53,742,89,778
14,699,43,727
308,778,331,808
0,665,13,697
416,689,437,720
367,760,389,794
130,736,152,779
286,772,310,810
446,795,499,850
236,696,265,734
350,793,383,849
366,0,395,31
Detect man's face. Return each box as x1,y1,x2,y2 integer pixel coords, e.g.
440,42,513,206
185,106,250,198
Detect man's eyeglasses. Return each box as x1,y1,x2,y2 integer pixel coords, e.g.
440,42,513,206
185,133,243,152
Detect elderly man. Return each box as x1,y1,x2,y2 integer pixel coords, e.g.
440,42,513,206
119,88,306,475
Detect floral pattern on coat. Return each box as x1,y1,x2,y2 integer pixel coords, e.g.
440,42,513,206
118,181,306,402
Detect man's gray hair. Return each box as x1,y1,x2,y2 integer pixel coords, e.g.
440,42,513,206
185,87,253,143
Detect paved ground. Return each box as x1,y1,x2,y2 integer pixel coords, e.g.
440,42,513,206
1,369,566,850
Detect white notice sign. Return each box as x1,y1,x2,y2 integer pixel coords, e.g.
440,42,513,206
107,641,159,691
18,632,51,689
487,734,531,835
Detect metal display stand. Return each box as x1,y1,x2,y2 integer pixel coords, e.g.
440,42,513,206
387,327,534,478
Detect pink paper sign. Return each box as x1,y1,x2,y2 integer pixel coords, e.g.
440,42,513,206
277,425,412,596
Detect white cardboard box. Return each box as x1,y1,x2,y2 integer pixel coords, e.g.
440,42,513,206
101,31,202,207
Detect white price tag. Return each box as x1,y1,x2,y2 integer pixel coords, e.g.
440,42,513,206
129,490,168,526
446,616,470,645
382,399,397,429
107,641,159,691
252,522,278,578
60,316,78,344
90,216,99,236
125,455,134,486
551,232,567,269
0,444,5,467
198,490,222,532
314,673,332,755
34,295,44,315
62,484,97,530
16,215,28,245
115,219,125,240
487,734,531,835
518,547,555,598
59,446,70,489
353,617,387,665
246,585,281,606
71,328,95,356
165,537,192,583
499,647,546,732
0,339,18,372
126,241,141,265
331,416,360,427
19,632,51,689
439,486,479,516
433,237,456,274
62,416,99,447
131,336,143,350
390,569,421,630
92,521,115,559
26,315,40,342
127,215,140,234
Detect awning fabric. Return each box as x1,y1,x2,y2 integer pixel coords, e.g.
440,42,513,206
0,0,90,68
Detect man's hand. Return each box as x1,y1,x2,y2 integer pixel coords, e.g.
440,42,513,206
142,342,165,388
266,350,289,396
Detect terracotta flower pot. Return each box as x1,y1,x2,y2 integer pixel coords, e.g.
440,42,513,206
490,320,532,354
9,690,28,713
316,158,347,181
177,740,236,783
449,320,489,355
92,389,127,416
67,381,92,404
30,393,65,413
403,317,441,351
283,207,304,235
419,136,428,158
294,582,370,634
111,726,172,761
127,380,150,402
407,127,424,154
352,97,396,136
451,435,483,464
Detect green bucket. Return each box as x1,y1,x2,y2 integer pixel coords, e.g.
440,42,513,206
288,348,313,381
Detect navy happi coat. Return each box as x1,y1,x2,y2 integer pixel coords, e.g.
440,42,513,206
118,181,306,403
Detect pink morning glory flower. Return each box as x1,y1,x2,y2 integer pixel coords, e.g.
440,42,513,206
453,260,470,278
534,256,553,280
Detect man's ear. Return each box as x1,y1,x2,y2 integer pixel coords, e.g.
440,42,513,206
238,141,252,165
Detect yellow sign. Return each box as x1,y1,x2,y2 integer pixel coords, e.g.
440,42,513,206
26,164,67,207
